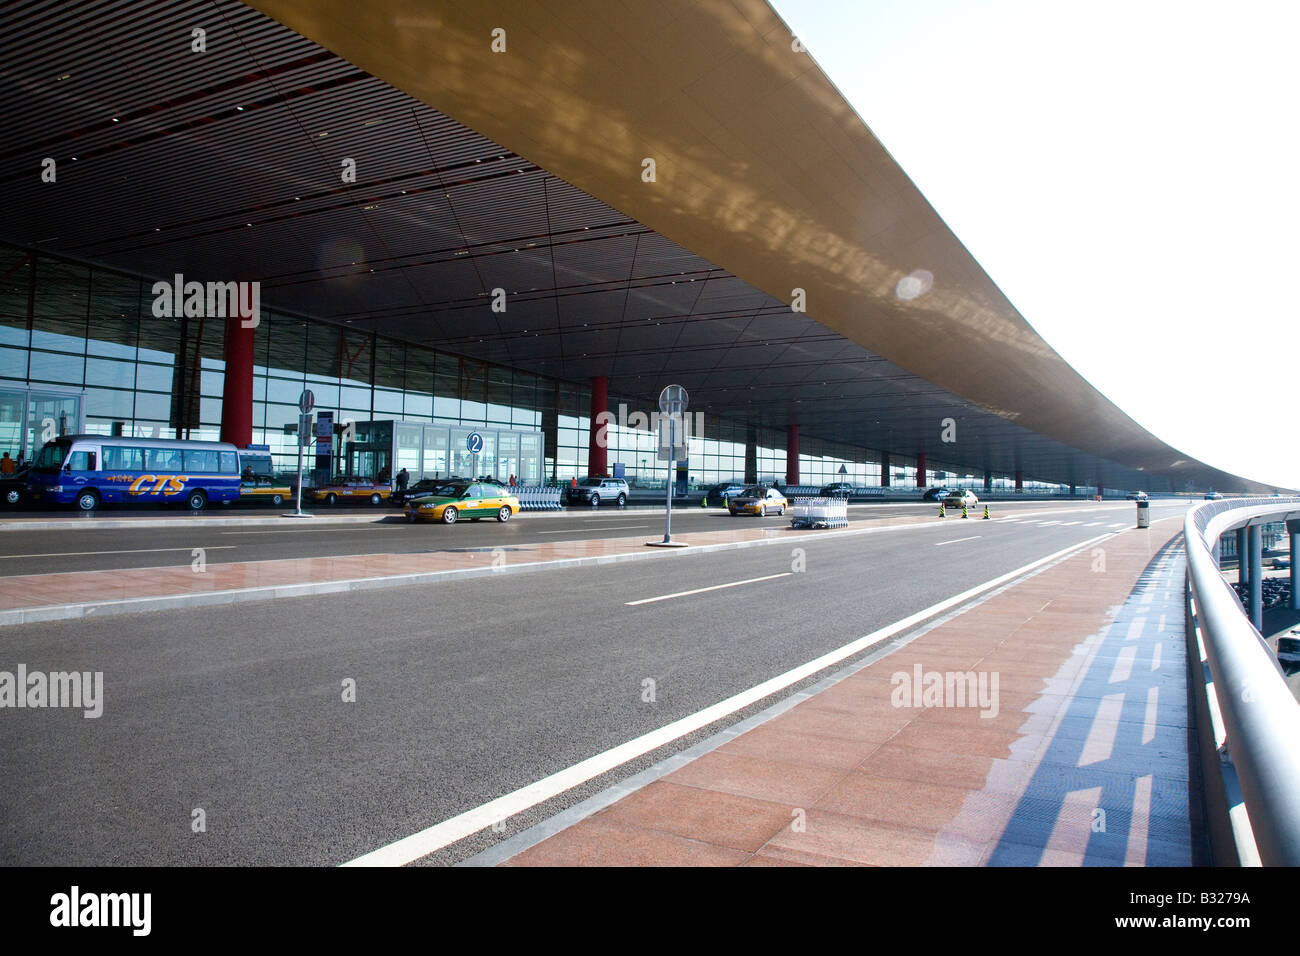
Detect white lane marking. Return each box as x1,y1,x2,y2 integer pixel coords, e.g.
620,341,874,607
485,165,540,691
343,528,1118,867
1062,521,1083,526
1039,520,1062,526
935,536,981,546
1110,522,1127,528
0,546,237,559
539,525,650,534
625,572,792,605
1084,522,1102,527
221,528,386,535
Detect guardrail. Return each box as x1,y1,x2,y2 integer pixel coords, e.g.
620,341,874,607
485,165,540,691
514,486,563,511
1185,496,1300,865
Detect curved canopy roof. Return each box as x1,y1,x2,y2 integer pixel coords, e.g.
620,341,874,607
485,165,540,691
0,0,1273,492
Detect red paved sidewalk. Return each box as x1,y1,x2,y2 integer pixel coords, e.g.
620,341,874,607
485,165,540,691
503,518,1192,866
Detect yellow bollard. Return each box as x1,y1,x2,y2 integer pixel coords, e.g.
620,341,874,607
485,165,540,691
983,505,990,520
701,495,707,509
962,503,968,519
939,503,946,518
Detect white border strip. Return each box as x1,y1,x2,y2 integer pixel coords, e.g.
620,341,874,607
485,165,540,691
342,528,1118,866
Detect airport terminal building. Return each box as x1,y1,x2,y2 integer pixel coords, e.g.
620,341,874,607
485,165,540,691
0,0,1268,497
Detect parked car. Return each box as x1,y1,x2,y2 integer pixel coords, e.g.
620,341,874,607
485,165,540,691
943,490,979,507
1204,492,1223,500
566,477,628,507
0,468,29,508
239,474,292,506
405,480,519,524
1126,491,1148,500
922,486,951,502
310,476,391,505
704,482,747,507
818,482,854,498
728,485,788,517
1276,635,1300,666
391,478,448,506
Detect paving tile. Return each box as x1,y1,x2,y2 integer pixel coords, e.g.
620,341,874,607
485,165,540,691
663,750,847,806
598,781,793,853
504,816,751,867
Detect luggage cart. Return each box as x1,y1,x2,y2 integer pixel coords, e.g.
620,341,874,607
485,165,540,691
790,496,848,529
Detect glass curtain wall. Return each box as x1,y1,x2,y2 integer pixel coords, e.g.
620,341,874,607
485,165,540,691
4,242,944,489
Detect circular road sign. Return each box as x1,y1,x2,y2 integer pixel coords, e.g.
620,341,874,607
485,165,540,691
467,431,484,454
658,384,688,415
298,389,315,414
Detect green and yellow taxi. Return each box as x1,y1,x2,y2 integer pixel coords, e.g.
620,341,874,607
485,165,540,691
310,476,392,505
405,480,520,524
239,474,293,506
727,485,788,517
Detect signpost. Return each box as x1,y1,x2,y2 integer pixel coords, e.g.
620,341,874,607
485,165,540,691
649,384,690,547
287,389,314,517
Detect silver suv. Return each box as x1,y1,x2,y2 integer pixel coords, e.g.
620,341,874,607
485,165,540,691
567,477,628,507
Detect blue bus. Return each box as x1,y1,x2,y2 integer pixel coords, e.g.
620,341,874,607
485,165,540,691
27,435,242,511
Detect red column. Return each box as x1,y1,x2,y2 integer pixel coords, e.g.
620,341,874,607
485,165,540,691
587,375,608,478
219,315,254,447
915,452,926,488
786,423,799,486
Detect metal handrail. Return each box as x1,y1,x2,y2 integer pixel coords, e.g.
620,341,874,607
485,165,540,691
1185,497,1300,865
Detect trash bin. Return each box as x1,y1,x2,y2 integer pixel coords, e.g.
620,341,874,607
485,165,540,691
1136,499,1150,529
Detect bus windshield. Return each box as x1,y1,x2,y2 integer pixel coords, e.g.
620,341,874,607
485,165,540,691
32,440,71,471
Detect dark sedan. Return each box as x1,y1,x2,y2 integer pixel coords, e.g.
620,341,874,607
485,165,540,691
0,468,29,508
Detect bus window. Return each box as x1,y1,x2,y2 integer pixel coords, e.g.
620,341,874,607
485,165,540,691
33,440,70,471
184,449,219,473
66,450,96,471
221,451,238,474
102,446,143,471
145,447,182,470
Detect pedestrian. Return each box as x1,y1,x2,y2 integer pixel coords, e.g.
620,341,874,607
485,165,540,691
0,452,13,476
509,474,516,487
397,467,409,491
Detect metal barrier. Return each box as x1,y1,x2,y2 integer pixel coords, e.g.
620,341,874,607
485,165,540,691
789,496,848,529
1185,496,1300,865
513,486,562,511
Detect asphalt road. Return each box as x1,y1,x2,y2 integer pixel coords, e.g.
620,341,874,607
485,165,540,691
0,499,1159,576
0,500,1187,865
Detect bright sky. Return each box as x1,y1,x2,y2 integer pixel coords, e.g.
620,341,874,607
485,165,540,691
772,0,1299,490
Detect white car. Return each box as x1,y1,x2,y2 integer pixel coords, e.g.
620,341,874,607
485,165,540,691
942,490,979,507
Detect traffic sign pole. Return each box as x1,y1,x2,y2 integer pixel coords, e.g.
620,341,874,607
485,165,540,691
286,390,315,518
649,385,689,547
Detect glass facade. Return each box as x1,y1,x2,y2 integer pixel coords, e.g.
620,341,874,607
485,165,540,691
1,241,1035,492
